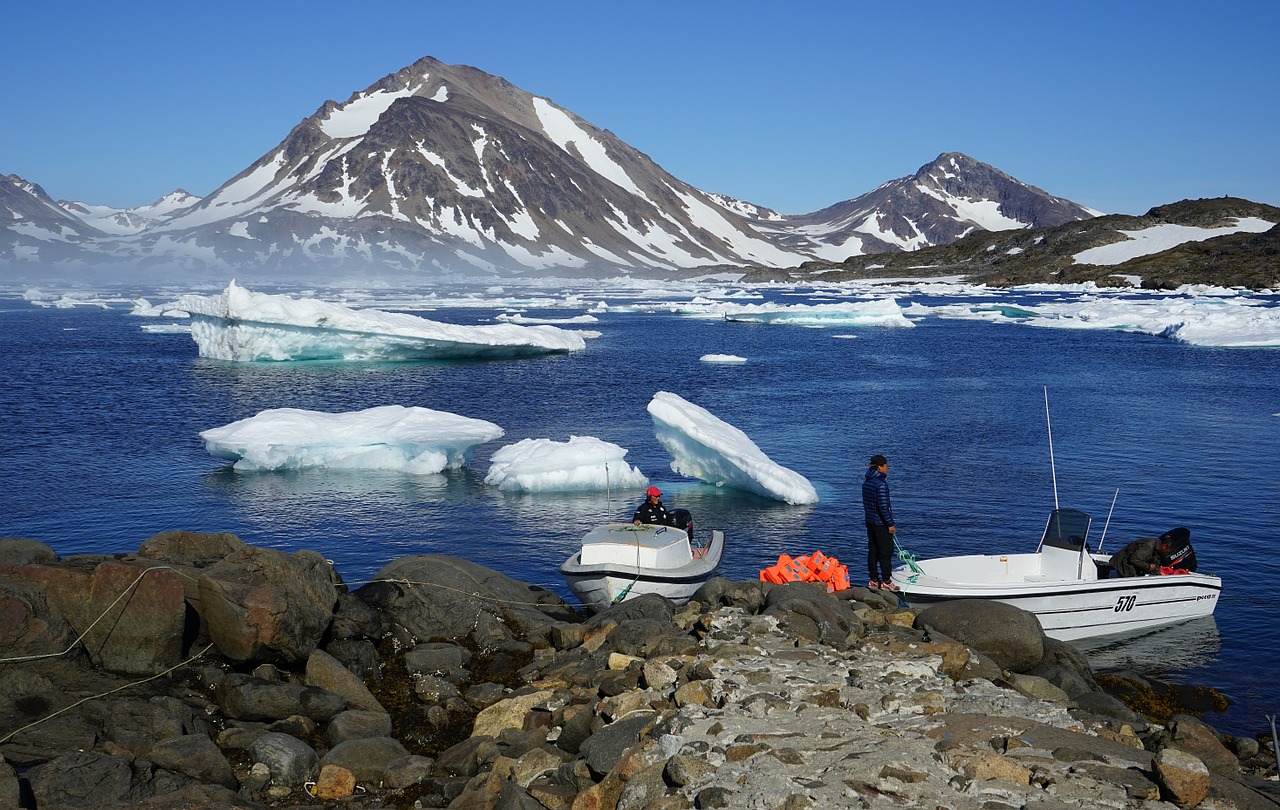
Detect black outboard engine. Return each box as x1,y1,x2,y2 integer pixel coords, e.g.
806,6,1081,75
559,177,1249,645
669,508,694,542
1158,527,1197,572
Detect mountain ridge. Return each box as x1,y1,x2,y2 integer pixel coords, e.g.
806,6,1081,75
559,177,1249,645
2,56,1257,285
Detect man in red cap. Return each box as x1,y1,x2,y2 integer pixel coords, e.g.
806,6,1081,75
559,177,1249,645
633,485,672,526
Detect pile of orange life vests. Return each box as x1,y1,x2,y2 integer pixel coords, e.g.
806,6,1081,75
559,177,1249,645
759,550,851,593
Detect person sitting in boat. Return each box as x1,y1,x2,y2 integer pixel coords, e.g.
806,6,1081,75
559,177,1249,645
632,486,672,526
1156,527,1197,573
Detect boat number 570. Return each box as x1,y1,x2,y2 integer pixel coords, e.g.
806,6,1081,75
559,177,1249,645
1114,595,1137,612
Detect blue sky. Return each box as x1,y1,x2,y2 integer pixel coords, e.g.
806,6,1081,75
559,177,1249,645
5,1,1277,215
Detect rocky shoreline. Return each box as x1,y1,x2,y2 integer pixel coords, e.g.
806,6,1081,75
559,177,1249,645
1,532,1276,809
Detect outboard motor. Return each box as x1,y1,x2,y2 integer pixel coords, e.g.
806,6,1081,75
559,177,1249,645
1158,527,1197,572
669,508,694,543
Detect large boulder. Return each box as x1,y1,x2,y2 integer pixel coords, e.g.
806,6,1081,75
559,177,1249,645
914,600,1046,672
355,555,575,646
12,558,188,675
138,530,247,567
0,537,58,566
197,547,338,663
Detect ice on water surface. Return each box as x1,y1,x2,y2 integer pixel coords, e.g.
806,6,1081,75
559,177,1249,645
200,405,504,473
176,280,588,361
484,436,648,492
647,391,819,505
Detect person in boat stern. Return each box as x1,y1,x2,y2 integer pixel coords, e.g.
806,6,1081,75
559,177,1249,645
633,485,671,526
862,454,899,591
1108,527,1198,576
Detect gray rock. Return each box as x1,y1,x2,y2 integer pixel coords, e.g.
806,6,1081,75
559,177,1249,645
914,600,1046,672
147,733,239,789
691,577,768,613
27,751,133,808
580,713,654,777
0,537,58,565
404,641,471,678
248,731,319,786
356,554,573,646
304,648,384,712
603,618,694,658
216,672,347,722
321,736,412,783
589,592,676,626
1167,713,1240,777
1070,690,1147,726
382,754,436,789
103,699,186,756
326,709,393,745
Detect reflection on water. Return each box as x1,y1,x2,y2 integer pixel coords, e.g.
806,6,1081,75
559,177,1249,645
1076,616,1222,678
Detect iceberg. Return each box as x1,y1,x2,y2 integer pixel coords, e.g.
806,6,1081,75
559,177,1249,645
176,281,588,361
718,299,914,327
200,405,504,473
647,391,819,505
700,354,747,364
483,436,648,492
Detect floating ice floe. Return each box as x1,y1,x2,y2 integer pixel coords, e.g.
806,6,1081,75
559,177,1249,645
175,281,588,361
200,405,504,473
495,312,600,325
484,436,648,492
700,354,747,364
928,293,1280,348
719,298,914,327
647,391,818,505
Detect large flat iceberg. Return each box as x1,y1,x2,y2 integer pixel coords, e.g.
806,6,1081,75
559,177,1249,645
647,391,819,505
200,405,504,473
483,436,648,492
176,281,588,361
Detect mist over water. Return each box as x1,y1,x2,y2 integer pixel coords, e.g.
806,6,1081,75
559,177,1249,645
3,281,1278,737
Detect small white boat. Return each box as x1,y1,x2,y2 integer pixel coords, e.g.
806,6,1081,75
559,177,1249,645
560,521,724,611
891,508,1222,641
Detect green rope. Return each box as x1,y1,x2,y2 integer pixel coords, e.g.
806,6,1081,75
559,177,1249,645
894,534,923,575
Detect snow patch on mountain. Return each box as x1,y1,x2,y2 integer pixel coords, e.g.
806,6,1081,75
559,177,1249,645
534,98,644,197
1072,217,1275,266
320,86,420,138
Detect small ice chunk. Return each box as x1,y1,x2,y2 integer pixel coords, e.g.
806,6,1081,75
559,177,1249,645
700,354,747,364
484,436,648,492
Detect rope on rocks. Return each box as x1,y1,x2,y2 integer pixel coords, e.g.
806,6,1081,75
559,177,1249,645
0,642,215,745
0,564,199,665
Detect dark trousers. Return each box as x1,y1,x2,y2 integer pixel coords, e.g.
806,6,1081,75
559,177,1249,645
866,523,894,582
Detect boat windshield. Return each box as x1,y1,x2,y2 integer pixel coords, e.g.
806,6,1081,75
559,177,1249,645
1040,508,1091,551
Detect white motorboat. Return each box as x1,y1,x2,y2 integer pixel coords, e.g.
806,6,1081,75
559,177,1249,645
891,508,1222,642
559,520,724,611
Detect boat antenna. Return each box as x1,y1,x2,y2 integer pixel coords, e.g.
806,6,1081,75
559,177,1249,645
605,463,612,521
1044,387,1060,512
1097,488,1119,555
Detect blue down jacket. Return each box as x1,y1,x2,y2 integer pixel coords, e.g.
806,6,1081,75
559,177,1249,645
862,467,895,527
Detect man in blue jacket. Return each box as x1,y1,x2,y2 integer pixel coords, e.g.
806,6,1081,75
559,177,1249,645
862,454,898,590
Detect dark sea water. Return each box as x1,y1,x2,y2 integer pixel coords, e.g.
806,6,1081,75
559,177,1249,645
2,282,1277,739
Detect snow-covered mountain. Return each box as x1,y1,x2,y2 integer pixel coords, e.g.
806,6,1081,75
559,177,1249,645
57,190,202,236
0,57,1097,281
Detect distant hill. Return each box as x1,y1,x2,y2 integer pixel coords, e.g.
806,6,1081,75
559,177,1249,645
1,57,1097,282
749,197,1280,290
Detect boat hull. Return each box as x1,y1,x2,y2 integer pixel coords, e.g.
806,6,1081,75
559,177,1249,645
560,524,724,611
892,560,1221,641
